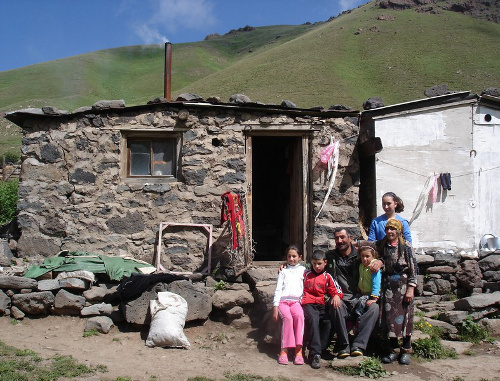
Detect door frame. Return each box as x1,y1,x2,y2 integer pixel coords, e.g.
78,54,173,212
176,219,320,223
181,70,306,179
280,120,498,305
245,131,311,264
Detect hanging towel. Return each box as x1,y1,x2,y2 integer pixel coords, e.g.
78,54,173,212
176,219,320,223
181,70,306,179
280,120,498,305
315,138,340,221
429,174,439,203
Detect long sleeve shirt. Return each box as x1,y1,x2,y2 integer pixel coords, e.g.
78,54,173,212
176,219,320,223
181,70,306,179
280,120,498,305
368,214,412,243
273,263,306,307
301,269,343,306
358,259,381,299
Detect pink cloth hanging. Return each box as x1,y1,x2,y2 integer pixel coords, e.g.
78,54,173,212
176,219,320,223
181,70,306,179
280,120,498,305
320,142,335,164
429,174,439,204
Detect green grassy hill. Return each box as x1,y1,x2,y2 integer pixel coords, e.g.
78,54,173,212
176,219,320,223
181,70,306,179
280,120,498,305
1,0,500,157
178,3,500,108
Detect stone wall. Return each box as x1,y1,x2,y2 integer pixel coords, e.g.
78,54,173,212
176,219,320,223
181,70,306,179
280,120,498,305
11,102,359,269
311,117,360,251
0,251,498,339
415,250,500,298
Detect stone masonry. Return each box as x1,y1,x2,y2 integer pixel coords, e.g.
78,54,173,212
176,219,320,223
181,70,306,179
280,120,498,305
8,98,360,269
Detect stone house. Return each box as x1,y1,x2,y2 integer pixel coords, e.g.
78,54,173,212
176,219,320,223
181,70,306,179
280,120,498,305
3,93,500,329
5,98,362,274
359,91,500,253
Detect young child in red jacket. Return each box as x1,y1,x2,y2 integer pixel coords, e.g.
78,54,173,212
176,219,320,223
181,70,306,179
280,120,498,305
302,249,343,369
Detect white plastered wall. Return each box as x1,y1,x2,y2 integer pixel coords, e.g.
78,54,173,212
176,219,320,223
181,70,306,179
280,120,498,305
373,101,500,251
472,104,500,246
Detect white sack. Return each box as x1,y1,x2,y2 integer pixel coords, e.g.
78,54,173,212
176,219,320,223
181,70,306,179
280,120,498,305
145,291,190,349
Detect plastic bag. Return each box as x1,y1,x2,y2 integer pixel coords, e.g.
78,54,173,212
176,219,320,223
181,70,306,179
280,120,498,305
145,291,190,349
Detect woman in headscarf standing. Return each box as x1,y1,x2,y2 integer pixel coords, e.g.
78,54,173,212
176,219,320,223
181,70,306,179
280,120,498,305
375,218,418,365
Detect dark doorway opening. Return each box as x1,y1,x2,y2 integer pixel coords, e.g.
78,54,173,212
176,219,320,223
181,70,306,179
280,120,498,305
251,136,302,261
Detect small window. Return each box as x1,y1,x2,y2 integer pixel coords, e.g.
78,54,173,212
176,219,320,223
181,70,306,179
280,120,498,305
127,138,176,177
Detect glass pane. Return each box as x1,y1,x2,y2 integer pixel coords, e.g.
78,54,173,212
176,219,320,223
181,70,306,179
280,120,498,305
130,142,151,175
152,141,174,176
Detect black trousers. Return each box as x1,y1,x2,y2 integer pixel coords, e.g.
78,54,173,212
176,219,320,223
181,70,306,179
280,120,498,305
330,300,379,351
303,303,332,356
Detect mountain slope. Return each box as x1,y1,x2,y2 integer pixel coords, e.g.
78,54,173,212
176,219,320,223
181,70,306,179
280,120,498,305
0,24,315,113
177,2,500,108
1,0,500,156
0,24,315,156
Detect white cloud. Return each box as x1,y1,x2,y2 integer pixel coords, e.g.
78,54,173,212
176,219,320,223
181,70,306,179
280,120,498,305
134,0,216,44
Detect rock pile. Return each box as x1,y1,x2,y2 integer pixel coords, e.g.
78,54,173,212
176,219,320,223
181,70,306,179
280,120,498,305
0,273,257,335
0,249,498,340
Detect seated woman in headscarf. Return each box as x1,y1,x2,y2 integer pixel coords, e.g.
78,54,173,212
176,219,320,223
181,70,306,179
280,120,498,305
358,218,417,365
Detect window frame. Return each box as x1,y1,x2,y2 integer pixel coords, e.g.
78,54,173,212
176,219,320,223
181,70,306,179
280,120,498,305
122,131,181,182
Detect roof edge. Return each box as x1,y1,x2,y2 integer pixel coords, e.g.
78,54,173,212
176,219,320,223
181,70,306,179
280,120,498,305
361,91,478,118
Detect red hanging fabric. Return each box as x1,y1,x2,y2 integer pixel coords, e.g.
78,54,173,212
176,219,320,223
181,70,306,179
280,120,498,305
221,192,245,249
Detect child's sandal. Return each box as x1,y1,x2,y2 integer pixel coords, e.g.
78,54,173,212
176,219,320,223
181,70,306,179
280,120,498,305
293,356,304,365
278,354,288,365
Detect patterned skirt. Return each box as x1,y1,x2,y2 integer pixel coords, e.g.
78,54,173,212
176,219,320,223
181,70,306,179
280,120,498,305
381,273,414,338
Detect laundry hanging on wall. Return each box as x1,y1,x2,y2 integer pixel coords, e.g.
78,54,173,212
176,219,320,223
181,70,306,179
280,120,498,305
429,174,440,204
220,191,245,250
440,172,452,190
409,172,452,225
315,137,340,221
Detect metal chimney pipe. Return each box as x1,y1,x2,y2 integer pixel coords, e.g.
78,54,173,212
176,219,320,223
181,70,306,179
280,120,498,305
164,42,172,101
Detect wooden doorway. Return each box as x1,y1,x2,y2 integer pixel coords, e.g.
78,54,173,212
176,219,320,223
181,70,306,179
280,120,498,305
247,135,307,261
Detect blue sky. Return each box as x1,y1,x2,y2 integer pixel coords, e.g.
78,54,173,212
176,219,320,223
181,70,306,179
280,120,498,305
1,0,370,72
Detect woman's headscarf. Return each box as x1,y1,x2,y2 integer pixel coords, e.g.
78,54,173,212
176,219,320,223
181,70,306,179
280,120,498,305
385,218,402,233
385,218,406,245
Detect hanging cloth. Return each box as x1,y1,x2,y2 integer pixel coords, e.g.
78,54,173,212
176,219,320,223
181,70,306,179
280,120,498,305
220,192,245,249
409,174,435,225
315,137,340,221
429,174,440,204
440,172,452,190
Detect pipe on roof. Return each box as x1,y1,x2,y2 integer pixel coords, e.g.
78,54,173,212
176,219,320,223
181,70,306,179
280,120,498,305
164,42,172,102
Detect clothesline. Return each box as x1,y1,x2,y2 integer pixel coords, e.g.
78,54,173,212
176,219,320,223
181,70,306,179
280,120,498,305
377,158,500,178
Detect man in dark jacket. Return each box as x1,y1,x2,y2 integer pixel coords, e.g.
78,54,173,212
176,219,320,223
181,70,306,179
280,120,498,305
327,227,382,358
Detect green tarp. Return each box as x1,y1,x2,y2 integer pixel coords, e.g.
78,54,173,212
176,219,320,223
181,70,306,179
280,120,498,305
24,251,155,281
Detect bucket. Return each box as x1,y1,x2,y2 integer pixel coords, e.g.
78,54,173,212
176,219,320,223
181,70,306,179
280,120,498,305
479,234,500,251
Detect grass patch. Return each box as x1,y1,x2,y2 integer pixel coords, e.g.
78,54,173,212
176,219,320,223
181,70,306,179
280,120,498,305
187,373,293,381
415,319,443,337
83,329,100,338
463,348,477,356
458,316,489,343
415,310,425,318
214,280,227,291
0,340,107,380
413,336,457,360
334,357,389,379
0,179,18,225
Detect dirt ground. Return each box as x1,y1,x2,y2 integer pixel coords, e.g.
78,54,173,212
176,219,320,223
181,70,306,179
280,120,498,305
0,315,499,381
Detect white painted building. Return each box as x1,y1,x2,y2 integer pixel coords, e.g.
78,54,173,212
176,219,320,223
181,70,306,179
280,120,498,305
360,92,500,253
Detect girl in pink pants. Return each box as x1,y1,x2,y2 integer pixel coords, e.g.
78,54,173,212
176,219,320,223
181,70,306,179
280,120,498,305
272,245,306,365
